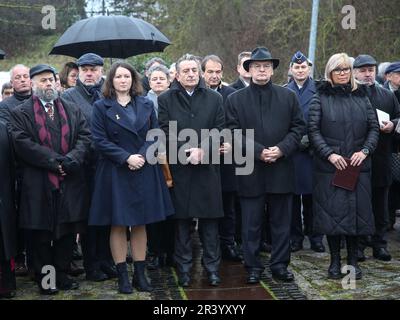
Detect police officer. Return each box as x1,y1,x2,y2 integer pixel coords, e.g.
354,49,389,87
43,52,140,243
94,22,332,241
287,51,325,253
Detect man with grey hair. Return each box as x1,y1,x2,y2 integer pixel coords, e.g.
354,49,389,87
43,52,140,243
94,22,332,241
0,64,32,124
9,64,91,295
377,62,391,85
142,57,167,95
158,53,225,287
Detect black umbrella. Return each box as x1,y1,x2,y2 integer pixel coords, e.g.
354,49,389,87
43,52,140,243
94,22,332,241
0,49,5,60
49,15,171,59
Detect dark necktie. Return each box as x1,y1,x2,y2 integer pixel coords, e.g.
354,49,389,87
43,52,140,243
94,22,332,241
45,103,54,121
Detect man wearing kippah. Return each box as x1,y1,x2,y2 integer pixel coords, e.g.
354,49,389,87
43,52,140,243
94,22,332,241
287,51,325,254
9,64,91,294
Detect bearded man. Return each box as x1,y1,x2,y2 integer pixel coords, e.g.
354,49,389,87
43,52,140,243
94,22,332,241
9,64,91,295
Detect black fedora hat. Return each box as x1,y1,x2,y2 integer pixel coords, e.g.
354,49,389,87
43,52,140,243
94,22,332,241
243,47,280,71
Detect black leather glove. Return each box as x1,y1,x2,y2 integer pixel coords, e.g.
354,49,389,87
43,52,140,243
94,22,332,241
48,158,61,173
58,156,80,174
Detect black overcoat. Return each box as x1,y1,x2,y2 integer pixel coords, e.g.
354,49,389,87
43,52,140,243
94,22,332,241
0,122,16,260
158,79,225,219
9,97,91,231
225,80,305,197
308,82,379,236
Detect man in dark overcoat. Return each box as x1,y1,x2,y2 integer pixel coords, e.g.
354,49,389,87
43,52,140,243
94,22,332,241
158,54,225,287
62,53,116,282
0,120,17,298
287,51,325,253
226,47,305,283
0,64,32,276
201,54,242,262
9,64,91,294
353,55,400,261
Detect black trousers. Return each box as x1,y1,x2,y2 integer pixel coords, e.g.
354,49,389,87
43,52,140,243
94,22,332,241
291,194,323,245
240,193,292,273
360,186,389,249
147,217,175,257
174,218,220,274
80,226,112,273
389,181,400,227
31,231,74,284
219,191,237,247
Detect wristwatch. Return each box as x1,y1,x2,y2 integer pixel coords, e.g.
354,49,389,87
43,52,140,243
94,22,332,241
361,148,370,156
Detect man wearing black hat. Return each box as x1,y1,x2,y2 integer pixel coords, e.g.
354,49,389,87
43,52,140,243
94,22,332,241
384,62,400,103
9,64,91,294
62,53,117,282
226,47,305,283
287,51,325,254
353,55,400,261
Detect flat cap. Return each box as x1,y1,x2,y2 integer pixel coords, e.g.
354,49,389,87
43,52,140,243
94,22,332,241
385,61,400,75
29,64,56,79
77,53,104,67
353,54,377,68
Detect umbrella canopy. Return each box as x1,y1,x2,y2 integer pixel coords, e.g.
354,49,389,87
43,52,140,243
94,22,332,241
49,15,171,59
0,49,5,60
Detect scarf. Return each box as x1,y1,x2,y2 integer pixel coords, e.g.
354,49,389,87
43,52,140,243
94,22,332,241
77,78,104,104
13,90,32,102
32,96,70,189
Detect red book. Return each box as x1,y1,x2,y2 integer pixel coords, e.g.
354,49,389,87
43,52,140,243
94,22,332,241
331,158,361,191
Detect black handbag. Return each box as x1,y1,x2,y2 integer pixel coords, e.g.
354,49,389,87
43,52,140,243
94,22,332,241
391,153,400,182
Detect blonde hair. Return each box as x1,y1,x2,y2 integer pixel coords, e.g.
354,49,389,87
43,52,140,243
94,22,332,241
324,53,357,91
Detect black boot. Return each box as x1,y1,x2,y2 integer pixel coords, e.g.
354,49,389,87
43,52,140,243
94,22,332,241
345,236,362,280
133,261,154,292
327,236,342,279
116,262,133,294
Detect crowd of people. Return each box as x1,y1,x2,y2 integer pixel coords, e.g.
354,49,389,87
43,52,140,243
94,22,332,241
0,46,400,298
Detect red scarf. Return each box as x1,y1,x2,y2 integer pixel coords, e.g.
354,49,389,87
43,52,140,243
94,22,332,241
32,95,70,189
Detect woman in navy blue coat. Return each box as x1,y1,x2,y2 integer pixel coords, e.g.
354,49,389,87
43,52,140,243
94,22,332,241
89,62,174,294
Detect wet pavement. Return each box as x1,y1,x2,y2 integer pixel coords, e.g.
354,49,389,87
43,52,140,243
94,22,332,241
7,221,400,300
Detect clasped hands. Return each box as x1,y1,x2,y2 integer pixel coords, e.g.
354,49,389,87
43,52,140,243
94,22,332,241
328,151,366,170
260,146,283,163
127,154,145,171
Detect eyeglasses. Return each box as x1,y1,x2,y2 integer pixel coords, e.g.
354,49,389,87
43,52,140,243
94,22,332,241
332,67,351,75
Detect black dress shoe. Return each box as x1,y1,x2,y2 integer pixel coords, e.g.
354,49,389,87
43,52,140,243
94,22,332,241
178,273,190,287
291,242,303,252
67,261,85,277
246,270,261,284
272,269,294,282
208,272,221,286
373,247,392,261
100,262,118,279
221,244,243,262
57,277,79,290
86,269,108,282
310,242,326,253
